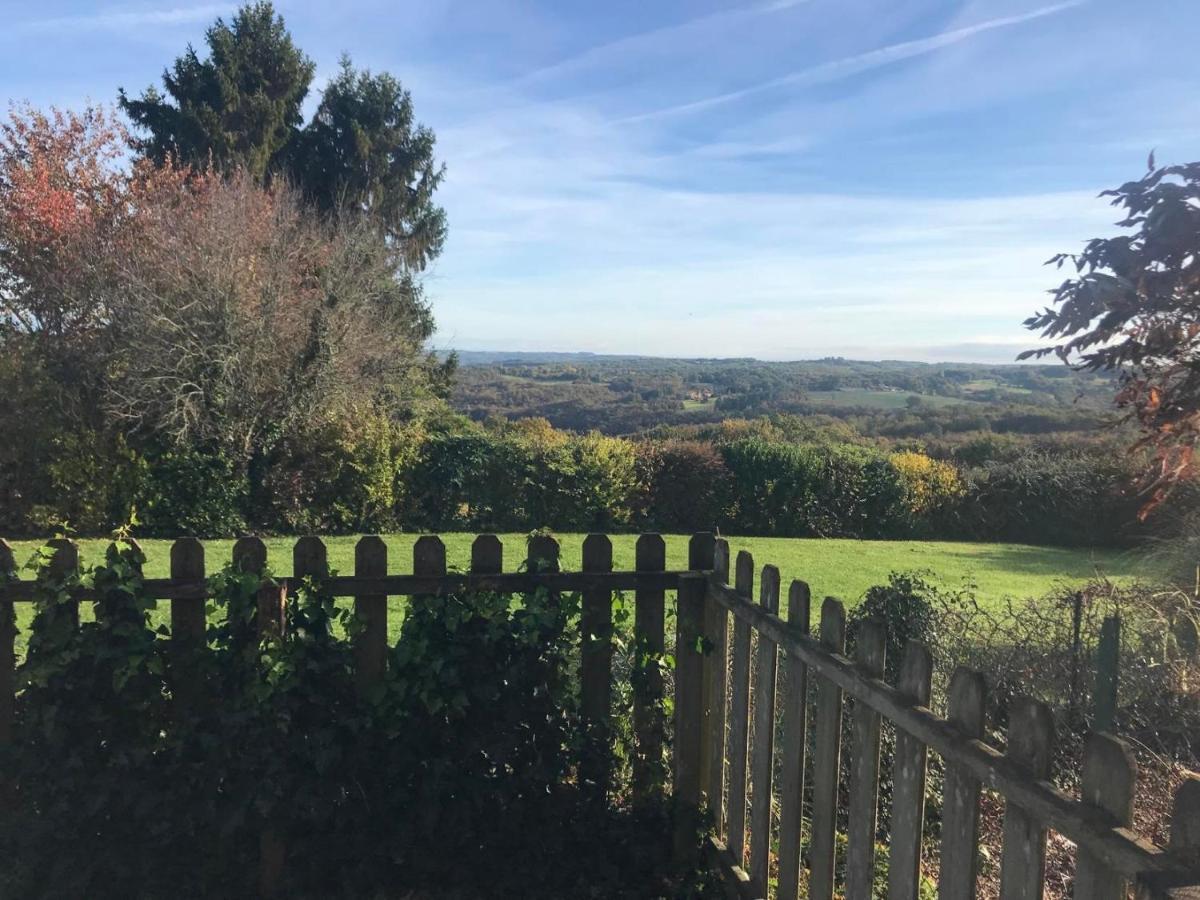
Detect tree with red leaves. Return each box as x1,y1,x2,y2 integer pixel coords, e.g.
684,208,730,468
1023,157,1200,513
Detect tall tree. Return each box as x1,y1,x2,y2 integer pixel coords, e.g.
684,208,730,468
118,2,314,179
290,57,447,269
1023,157,1200,510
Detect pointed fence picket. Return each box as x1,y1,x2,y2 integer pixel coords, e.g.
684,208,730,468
0,532,1198,899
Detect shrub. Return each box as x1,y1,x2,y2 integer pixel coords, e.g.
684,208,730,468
889,450,964,536
254,412,422,534
635,439,733,533
135,443,248,537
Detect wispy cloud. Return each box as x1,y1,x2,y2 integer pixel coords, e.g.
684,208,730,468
510,0,812,87
10,4,231,35
619,0,1087,123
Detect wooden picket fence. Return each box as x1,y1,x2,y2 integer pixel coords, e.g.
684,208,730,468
0,531,1199,899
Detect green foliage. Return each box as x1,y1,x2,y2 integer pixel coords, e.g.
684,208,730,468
256,413,422,534
119,2,315,179
0,545,694,898
135,443,248,537
290,57,447,269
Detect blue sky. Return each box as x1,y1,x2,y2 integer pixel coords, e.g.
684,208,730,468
3,0,1198,362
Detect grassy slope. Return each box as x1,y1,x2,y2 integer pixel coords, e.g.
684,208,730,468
6,532,1142,618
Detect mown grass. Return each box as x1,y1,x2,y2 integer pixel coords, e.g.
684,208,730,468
5,533,1148,653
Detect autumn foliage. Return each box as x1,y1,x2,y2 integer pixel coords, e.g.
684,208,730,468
1023,158,1200,513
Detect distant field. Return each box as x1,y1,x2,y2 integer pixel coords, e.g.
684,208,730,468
5,534,1146,650
803,389,968,409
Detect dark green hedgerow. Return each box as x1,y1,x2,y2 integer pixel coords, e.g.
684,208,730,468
0,542,710,899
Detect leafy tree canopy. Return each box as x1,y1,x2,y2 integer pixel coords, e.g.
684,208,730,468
119,2,314,180
119,4,446,267
1023,157,1200,509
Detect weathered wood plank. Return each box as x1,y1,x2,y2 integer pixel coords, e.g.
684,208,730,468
0,570,689,601
47,538,80,630
169,538,206,714
847,619,886,900
413,535,447,578
257,580,286,639
777,579,812,900
748,565,780,898
998,696,1055,900
810,597,847,900
581,533,614,797
294,537,328,583
726,551,754,864
470,534,503,574
232,536,266,575
673,572,708,863
1075,733,1136,900
526,534,559,575
706,579,1193,885
634,534,667,801
353,536,388,693
705,540,730,829
938,667,987,900
887,641,933,900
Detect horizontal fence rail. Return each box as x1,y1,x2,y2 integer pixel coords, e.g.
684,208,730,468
699,558,1200,900
2,532,1199,899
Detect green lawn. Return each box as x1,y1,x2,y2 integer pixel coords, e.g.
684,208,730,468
5,532,1145,615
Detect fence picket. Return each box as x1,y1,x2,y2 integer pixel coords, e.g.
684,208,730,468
527,534,559,574
938,667,987,900
726,551,755,864
748,565,780,897
169,538,206,713
471,534,503,574
1075,733,1136,900
810,597,847,900
777,579,812,900
998,697,1055,900
0,539,14,751
887,641,933,900
633,534,667,801
706,539,731,829
233,536,266,575
847,619,887,900
354,536,388,692
673,572,707,863
47,538,79,629
582,533,614,796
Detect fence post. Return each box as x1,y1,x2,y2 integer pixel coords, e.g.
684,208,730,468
726,551,754,864
748,565,780,898
1094,615,1121,732
777,579,812,900
170,538,206,715
706,538,730,830
938,667,987,900
847,618,887,900
581,533,614,797
810,597,847,900
888,640,934,900
673,572,707,864
1076,733,1137,900
998,696,1055,900
634,534,667,801
354,536,388,694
